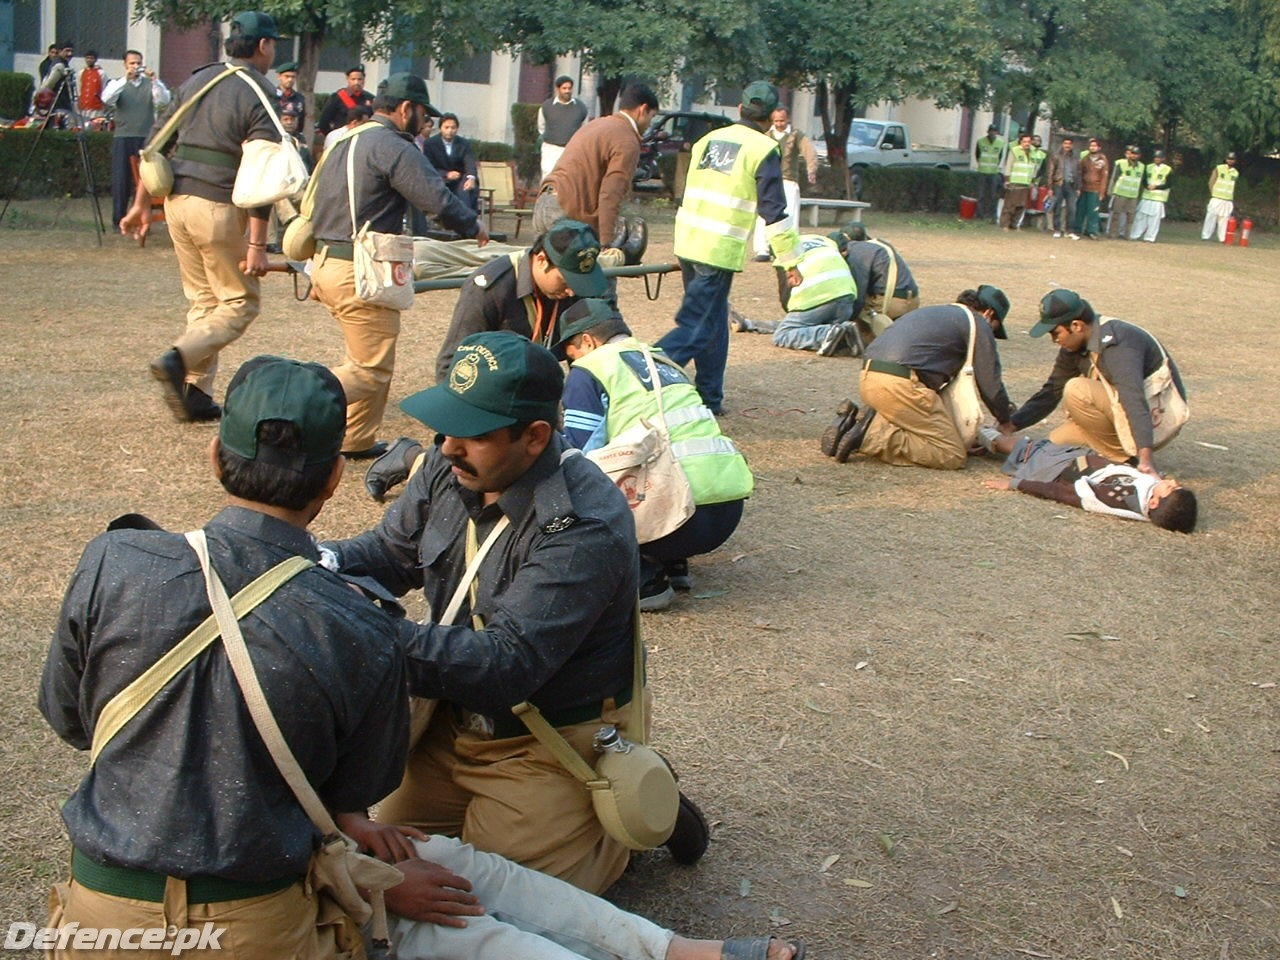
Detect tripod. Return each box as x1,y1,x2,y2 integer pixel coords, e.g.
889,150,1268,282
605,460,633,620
0,64,108,244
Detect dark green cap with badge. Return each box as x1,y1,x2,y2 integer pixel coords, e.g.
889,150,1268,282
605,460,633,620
1031,288,1090,337
378,73,441,116
276,61,299,74
401,332,564,437
543,219,607,297
551,299,629,359
976,284,1010,339
229,11,284,41
741,81,780,120
827,220,867,249
221,356,347,469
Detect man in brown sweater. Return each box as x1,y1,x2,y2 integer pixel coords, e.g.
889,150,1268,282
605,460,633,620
1075,137,1110,239
532,82,659,256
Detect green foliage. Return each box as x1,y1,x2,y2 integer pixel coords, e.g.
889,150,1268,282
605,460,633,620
510,103,540,187
0,73,35,121
0,129,111,199
471,140,514,162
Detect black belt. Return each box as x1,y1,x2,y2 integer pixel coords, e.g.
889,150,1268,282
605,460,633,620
173,144,239,169
318,241,354,261
864,358,912,379
71,848,300,904
486,686,633,740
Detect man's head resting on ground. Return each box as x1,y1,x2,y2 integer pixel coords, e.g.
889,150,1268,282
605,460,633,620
551,299,631,361
1146,481,1197,533
954,285,1010,340
215,356,347,515
402,333,566,499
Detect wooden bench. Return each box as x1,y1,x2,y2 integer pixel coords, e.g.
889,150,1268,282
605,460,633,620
798,198,871,227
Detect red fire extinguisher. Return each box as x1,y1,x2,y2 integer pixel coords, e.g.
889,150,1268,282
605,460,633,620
1223,217,1238,245
1240,217,1253,247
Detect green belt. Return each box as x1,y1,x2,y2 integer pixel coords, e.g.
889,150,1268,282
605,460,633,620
864,358,912,379
174,144,239,170
319,241,354,261
491,686,633,740
72,847,300,904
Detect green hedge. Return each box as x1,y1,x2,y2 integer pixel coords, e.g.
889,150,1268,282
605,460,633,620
510,102,540,188
472,140,514,162
0,72,35,120
0,128,111,198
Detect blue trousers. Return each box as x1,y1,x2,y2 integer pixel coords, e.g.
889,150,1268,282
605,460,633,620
640,499,745,581
111,136,144,228
772,296,854,351
656,259,734,412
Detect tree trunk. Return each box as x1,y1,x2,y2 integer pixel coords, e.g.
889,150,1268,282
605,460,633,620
297,30,325,149
597,75,621,115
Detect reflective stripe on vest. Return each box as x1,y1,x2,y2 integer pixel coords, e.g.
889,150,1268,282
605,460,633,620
1008,147,1036,186
574,339,754,504
976,137,1004,174
788,236,856,313
1141,163,1171,203
675,124,780,272
1113,159,1143,199
1211,164,1238,200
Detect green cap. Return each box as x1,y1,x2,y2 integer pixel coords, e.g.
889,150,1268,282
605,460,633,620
551,299,627,359
741,81,780,120
828,220,866,249
229,12,284,41
976,284,1010,338
221,357,346,469
543,219,607,297
378,73,440,116
276,61,299,74
1031,289,1089,337
400,332,564,437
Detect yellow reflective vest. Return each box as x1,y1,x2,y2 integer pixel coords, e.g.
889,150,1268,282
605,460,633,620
1211,164,1238,201
1007,147,1037,186
975,136,1004,174
1112,159,1143,199
675,122,797,272
574,338,754,505
787,235,856,313
1141,163,1171,203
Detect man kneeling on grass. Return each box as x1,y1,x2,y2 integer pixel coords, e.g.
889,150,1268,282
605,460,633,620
978,430,1197,532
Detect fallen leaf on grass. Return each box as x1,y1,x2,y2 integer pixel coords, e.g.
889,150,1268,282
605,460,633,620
1104,750,1130,771
1111,896,1124,919
935,901,959,916
1065,630,1122,641
692,589,728,599
768,915,793,927
950,677,970,683
843,878,873,888
973,559,996,568
1174,885,1188,898
820,854,841,873
804,700,833,714
731,554,747,563
1195,441,1229,450
855,661,868,670
1115,845,1134,857
1257,682,1276,689
875,833,896,858
1012,949,1052,958
739,878,751,897
1194,720,1212,733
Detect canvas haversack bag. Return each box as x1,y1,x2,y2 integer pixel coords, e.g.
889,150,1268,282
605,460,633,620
939,305,984,448
345,132,415,310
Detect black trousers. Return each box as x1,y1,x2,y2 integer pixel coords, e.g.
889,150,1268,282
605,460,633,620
111,137,145,228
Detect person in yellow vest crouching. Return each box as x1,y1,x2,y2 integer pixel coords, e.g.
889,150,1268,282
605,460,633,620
556,300,754,610
655,81,800,415
1201,151,1239,242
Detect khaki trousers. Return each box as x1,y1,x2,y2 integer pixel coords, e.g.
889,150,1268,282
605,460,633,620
1048,376,1132,462
164,194,261,395
312,251,402,453
858,368,967,469
375,703,631,896
48,873,362,960
859,292,920,340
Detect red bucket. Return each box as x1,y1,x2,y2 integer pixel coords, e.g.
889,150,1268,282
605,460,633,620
959,196,978,220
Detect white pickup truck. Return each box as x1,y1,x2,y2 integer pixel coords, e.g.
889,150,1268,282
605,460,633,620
841,119,972,171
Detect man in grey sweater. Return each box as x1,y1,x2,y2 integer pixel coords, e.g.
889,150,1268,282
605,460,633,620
103,49,171,229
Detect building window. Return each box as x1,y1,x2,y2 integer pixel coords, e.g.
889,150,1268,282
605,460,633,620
14,0,41,55
319,42,365,75
56,0,128,59
444,51,490,85
408,53,432,80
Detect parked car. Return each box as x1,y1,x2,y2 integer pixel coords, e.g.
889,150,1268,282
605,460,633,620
633,110,733,182
816,119,972,197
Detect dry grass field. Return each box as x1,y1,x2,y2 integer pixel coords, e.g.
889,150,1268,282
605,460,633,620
0,197,1276,959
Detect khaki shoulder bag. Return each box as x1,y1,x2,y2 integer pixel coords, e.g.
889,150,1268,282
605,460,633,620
231,72,310,208
939,305,984,448
282,121,380,261
347,132,416,310
1092,319,1189,455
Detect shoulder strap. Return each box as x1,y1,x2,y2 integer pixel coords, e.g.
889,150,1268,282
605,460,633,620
956,305,978,366
90,538,312,764
234,69,290,143
438,516,511,627
141,65,242,159
297,121,380,219
867,239,899,301
184,530,339,837
639,346,670,435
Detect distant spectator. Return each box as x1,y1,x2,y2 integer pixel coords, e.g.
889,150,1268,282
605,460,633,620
321,102,373,155
538,74,589,179
102,50,171,230
1047,136,1081,238
40,42,77,115
1075,138,1109,239
78,51,106,121
37,44,58,82
275,60,305,133
751,106,818,260
316,64,372,137
1201,150,1239,242
422,112,479,211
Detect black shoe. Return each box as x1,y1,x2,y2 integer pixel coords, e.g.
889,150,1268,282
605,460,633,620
665,791,710,865
820,399,859,457
150,348,190,422
663,559,692,591
342,441,389,461
834,409,876,462
364,437,422,502
608,218,629,251
623,217,648,265
639,573,675,612
184,386,222,422
817,322,851,357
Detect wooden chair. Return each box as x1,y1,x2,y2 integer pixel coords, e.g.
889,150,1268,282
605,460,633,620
477,160,534,238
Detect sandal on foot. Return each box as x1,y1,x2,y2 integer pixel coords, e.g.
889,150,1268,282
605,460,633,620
722,937,806,960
